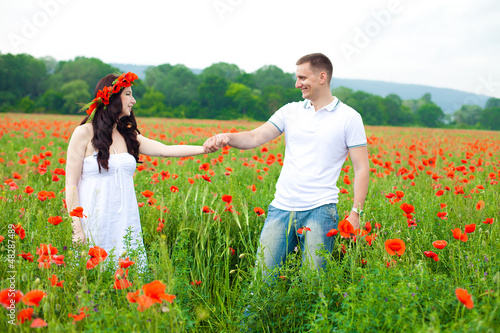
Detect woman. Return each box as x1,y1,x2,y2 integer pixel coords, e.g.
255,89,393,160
65,72,219,266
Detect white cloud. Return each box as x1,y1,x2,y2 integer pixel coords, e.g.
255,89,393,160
0,0,499,97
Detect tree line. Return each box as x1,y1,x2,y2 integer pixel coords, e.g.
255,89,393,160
1,53,499,130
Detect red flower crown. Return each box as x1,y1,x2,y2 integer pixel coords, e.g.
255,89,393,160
82,72,139,120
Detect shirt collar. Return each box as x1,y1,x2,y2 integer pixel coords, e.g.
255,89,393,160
303,97,340,111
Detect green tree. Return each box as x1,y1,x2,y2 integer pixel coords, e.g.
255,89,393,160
417,103,444,128
485,97,500,109
201,62,243,82
332,86,353,101
479,106,500,130
226,83,266,120
384,94,414,126
254,65,295,91
134,88,171,117
144,64,199,108
453,105,482,127
360,95,388,125
198,76,229,119
36,89,64,113
60,80,91,114
0,53,48,99
48,57,119,92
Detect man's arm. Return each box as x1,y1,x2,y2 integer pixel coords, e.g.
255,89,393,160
205,122,282,151
345,145,369,230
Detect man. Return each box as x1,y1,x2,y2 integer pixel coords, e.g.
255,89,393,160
205,53,369,275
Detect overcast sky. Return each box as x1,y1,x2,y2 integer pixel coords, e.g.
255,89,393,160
1,0,499,98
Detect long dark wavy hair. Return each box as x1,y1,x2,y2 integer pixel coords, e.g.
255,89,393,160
80,74,141,172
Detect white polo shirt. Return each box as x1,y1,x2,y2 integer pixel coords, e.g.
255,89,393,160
267,97,367,211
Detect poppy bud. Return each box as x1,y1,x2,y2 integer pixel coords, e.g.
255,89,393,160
43,302,50,314
238,276,243,281
80,250,86,257
161,234,166,239
229,270,236,274
34,278,41,285
161,305,170,313
121,251,127,257
239,254,245,259
80,276,86,283
55,304,61,313
22,273,28,282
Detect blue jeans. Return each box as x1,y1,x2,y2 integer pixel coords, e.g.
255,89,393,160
256,203,338,275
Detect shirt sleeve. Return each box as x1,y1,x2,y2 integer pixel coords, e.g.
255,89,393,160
346,112,367,148
267,103,291,134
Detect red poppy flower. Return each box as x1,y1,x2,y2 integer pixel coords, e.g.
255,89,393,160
113,268,133,290
48,216,63,225
338,219,355,238
475,200,485,210
437,212,448,219
202,205,214,214
423,251,439,261
253,207,265,216
170,186,179,193
31,318,48,328
188,177,195,185
86,246,108,269
12,224,25,239
455,288,473,309
297,227,311,235
400,203,415,215
395,190,404,198
69,207,85,218
191,280,202,286
435,190,444,196
24,186,34,195
68,307,89,323
364,221,372,233
119,257,135,268
483,218,494,224
385,193,396,199
202,174,211,182
384,239,406,256
0,289,23,308
0,235,4,243
17,308,33,324
221,194,232,203
440,203,447,209
18,251,34,262
452,228,468,242
128,280,176,312
141,190,154,198
326,229,338,237
48,274,64,288
199,163,210,171
365,234,377,246
343,175,351,185
21,290,46,307
464,224,476,233
432,240,447,249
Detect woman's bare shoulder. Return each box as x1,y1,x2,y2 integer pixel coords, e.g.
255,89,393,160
72,123,93,139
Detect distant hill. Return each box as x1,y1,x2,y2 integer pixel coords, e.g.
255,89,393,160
112,63,492,114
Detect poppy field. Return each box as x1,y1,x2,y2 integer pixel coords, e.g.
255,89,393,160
0,113,499,332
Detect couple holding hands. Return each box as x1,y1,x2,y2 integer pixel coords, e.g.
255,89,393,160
66,52,369,275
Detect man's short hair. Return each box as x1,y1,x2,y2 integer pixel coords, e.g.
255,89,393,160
296,53,333,83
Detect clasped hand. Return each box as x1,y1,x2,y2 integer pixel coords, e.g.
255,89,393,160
203,134,229,153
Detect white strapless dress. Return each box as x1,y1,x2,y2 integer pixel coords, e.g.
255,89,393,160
78,151,147,268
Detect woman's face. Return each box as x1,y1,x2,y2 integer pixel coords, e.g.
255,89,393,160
119,87,136,118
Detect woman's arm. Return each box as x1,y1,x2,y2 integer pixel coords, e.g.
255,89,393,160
65,125,91,243
137,134,219,157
